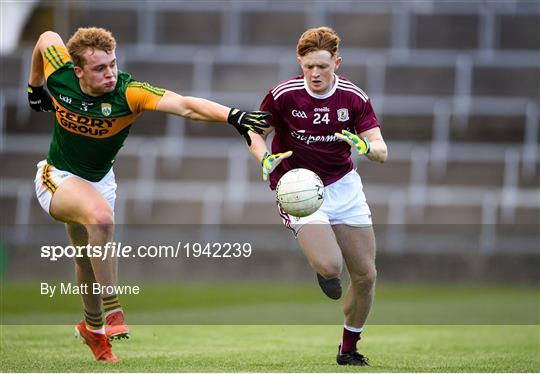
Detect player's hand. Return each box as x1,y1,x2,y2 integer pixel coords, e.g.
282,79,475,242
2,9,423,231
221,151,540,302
227,108,271,146
27,84,54,112
335,129,370,155
27,85,54,112
261,150,293,181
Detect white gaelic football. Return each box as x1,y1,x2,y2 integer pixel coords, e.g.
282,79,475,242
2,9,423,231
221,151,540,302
276,168,324,217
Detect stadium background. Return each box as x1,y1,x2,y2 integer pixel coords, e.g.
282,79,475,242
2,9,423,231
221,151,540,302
2,0,538,277
0,1,539,371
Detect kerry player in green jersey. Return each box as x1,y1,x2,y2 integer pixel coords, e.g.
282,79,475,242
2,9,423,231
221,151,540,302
28,27,270,362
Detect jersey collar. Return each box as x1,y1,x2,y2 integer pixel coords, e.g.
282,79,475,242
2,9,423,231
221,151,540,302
304,74,339,99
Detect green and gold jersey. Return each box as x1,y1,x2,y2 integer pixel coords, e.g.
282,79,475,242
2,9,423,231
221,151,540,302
43,45,165,181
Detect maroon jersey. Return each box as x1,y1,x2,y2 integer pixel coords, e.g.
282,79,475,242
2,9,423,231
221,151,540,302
260,74,380,189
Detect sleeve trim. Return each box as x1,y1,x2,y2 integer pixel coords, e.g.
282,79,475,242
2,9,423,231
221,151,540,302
127,81,165,96
44,46,65,69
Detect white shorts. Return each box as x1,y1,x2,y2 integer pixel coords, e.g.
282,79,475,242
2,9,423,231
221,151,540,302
277,169,372,235
34,160,117,215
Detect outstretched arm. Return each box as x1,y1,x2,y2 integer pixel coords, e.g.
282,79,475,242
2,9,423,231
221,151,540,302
155,90,229,122
154,90,270,146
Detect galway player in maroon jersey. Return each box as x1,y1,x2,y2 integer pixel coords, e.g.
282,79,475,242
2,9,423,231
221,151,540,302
247,27,388,366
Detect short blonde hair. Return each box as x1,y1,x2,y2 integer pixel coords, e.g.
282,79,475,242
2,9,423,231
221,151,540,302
66,27,116,67
296,27,340,57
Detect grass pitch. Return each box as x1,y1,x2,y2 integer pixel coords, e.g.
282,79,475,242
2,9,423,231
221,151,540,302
1,325,538,372
1,282,538,372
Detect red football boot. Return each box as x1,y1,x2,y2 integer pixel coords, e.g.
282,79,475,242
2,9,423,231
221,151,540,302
105,309,130,340
75,322,118,362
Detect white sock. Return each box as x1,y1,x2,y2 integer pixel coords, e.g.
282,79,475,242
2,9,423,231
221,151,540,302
344,324,363,333
86,325,106,335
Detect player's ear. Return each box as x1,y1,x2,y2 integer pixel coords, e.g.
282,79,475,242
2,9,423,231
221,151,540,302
73,65,83,79
334,56,342,70
296,56,302,66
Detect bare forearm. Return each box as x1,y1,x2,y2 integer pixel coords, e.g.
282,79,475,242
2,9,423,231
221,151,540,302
365,139,388,163
28,42,45,86
248,132,270,162
155,92,271,146
177,96,230,122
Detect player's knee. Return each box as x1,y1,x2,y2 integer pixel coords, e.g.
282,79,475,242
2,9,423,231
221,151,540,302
350,267,377,289
85,210,114,237
87,210,114,226
317,262,341,279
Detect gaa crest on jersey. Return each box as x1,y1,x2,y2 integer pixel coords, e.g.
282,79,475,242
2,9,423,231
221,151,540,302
337,108,349,122
101,103,112,117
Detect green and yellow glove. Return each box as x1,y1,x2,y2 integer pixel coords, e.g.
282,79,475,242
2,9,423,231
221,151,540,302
261,150,293,181
334,129,370,155
227,108,271,146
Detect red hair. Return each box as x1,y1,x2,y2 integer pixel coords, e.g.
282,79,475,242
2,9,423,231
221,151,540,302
296,27,340,57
